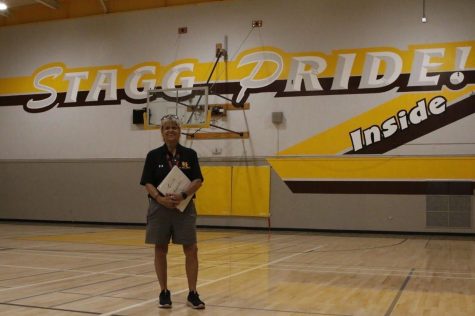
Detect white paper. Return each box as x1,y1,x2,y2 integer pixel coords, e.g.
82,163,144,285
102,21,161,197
157,166,193,212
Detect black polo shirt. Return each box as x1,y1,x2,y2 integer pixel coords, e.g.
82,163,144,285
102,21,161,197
140,143,203,190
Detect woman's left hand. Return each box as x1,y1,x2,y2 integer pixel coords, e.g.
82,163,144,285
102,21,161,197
166,193,183,202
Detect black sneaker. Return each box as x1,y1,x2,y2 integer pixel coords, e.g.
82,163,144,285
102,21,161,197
159,289,172,308
187,291,205,309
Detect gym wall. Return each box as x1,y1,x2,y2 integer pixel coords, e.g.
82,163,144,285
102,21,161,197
0,0,474,233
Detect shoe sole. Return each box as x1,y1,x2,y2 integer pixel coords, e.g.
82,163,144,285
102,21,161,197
159,304,172,309
186,301,205,309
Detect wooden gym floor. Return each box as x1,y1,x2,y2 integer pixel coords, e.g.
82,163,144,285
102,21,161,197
0,222,475,315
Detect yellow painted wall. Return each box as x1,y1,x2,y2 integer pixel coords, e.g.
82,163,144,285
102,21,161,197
195,166,270,217
194,166,232,215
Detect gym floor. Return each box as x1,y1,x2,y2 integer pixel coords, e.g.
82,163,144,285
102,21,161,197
0,222,474,315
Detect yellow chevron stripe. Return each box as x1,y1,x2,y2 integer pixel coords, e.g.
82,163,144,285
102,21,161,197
267,156,475,181
278,86,475,155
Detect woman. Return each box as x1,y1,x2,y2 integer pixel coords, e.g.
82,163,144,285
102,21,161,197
140,114,205,309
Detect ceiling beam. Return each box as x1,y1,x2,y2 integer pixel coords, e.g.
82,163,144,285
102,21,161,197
35,0,59,9
99,0,108,13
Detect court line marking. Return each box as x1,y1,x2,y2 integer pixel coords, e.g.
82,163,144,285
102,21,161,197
6,275,132,304
0,235,298,293
6,261,475,283
179,302,351,316
0,235,296,281
2,227,473,314
1,234,292,261
384,268,414,316
0,269,77,283
99,244,324,316
0,264,206,282
0,235,294,272
264,264,475,277
0,262,152,293
265,266,475,280
201,258,475,275
0,302,101,315
2,249,149,261
0,228,120,240
3,247,472,290
0,246,306,311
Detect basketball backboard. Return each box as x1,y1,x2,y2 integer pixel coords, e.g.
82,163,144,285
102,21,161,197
145,86,210,129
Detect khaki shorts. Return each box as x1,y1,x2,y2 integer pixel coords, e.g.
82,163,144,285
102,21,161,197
145,198,197,245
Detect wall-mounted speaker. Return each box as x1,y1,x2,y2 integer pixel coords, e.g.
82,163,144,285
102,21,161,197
133,108,146,124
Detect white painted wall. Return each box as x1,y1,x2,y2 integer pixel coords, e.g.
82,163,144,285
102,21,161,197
0,0,473,160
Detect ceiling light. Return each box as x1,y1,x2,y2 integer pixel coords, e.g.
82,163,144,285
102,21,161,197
0,2,8,11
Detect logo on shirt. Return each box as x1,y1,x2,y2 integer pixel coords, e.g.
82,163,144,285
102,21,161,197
180,161,190,169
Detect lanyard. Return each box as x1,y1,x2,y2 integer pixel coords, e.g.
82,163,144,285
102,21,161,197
166,152,180,170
